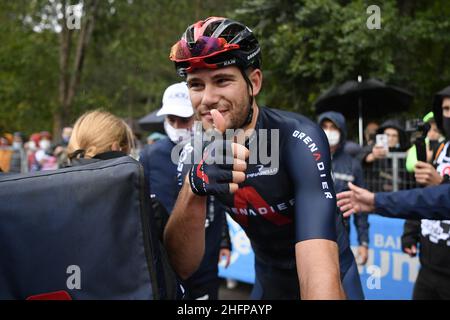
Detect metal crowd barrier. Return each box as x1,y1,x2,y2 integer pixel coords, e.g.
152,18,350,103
0,147,28,173
362,152,418,192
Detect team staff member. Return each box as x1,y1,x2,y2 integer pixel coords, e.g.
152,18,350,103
140,82,231,300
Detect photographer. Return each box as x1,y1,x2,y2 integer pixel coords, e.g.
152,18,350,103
359,119,413,193
405,112,445,175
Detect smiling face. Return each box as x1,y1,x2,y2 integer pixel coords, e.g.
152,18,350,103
186,66,258,131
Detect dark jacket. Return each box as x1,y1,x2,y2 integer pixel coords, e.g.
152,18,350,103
139,138,178,213
402,88,450,278
433,85,450,134
139,138,231,294
319,111,369,245
376,183,450,277
403,89,450,277
375,184,450,220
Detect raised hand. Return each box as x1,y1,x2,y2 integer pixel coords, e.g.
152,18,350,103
336,182,375,217
188,109,249,195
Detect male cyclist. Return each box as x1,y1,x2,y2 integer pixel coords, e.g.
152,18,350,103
164,17,363,299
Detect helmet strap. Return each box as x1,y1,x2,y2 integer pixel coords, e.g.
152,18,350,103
239,68,254,128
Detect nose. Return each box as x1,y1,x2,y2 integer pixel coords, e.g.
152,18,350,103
200,83,220,109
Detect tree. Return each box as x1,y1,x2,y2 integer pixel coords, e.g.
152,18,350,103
56,0,100,136
235,0,450,126
0,0,241,137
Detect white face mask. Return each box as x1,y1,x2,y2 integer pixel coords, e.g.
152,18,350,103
324,129,340,147
12,142,23,150
40,139,51,151
28,141,37,151
164,120,192,144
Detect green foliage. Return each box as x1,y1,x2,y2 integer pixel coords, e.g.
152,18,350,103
1,0,449,139
235,0,450,124
0,0,58,134
0,0,240,136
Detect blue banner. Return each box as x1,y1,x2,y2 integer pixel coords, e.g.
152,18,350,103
218,215,255,284
219,214,420,299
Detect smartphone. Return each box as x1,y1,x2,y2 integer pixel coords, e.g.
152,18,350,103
376,134,389,151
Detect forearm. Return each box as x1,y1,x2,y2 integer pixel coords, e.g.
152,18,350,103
375,184,450,220
163,179,207,279
295,240,346,300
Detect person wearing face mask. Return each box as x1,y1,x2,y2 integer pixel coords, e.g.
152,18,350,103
139,82,232,300
53,127,73,168
26,133,41,172
8,132,25,174
402,112,445,271
140,82,195,212
405,112,445,173
402,85,450,300
34,131,58,171
318,111,370,266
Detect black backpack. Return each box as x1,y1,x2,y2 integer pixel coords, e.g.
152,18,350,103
0,156,177,299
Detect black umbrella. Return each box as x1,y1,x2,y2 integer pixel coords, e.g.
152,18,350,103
315,78,413,145
138,110,165,133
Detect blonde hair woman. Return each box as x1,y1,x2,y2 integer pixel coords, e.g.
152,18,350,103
68,110,135,161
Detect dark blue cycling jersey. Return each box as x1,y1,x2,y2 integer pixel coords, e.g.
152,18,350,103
178,106,364,299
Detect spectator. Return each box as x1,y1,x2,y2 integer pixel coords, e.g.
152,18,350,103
319,111,369,265
360,119,414,192
146,132,166,145
405,112,445,172
67,110,134,163
364,121,380,146
356,121,379,166
34,131,58,171
0,133,14,173
402,85,450,300
9,132,25,174
53,126,73,168
26,133,41,172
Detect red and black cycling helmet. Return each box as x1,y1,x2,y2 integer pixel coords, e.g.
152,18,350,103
170,17,262,77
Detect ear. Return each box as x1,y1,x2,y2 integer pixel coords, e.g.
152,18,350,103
111,141,121,152
248,68,263,97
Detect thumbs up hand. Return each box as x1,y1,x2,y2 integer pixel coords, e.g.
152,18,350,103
188,109,249,195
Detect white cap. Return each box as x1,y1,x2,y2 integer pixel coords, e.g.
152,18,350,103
156,82,194,118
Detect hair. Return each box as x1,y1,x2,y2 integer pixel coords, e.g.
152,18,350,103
67,110,135,159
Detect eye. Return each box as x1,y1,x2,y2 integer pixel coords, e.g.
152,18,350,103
216,77,232,86
187,81,203,90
